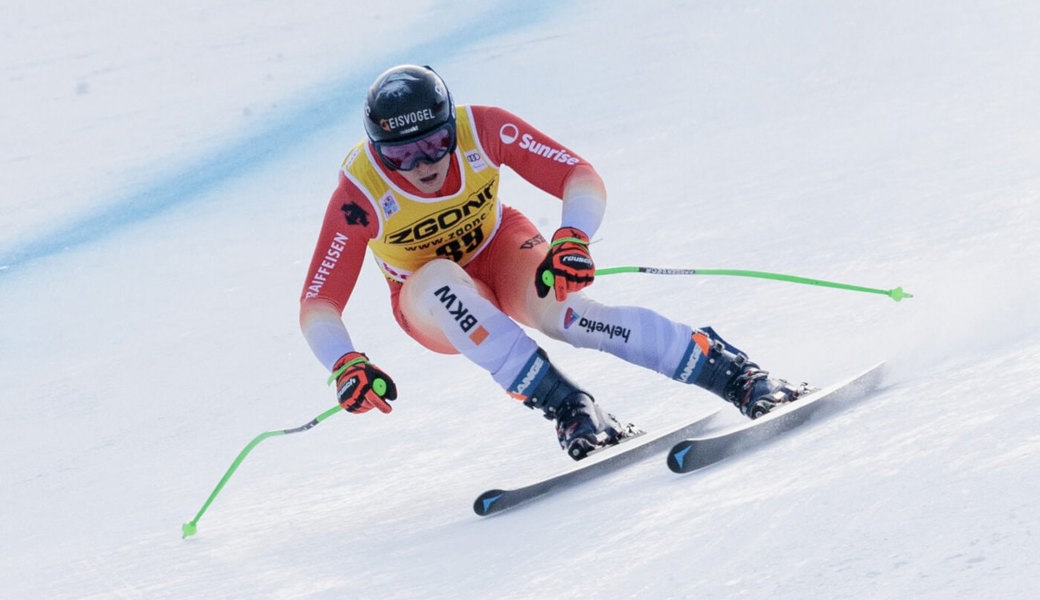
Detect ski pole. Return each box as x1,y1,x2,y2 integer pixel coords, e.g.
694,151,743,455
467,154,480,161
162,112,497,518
594,266,913,302
181,404,341,539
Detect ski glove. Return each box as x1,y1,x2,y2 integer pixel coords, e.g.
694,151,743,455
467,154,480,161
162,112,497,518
329,352,398,414
535,227,595,302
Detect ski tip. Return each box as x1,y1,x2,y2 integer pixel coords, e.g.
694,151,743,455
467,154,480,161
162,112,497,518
667,441,695,473
473,490,506,516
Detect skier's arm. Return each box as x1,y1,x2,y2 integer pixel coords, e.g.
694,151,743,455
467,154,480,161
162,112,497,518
299,176,378,370
560,164,606,237
470,105,606,236
472,105,605,300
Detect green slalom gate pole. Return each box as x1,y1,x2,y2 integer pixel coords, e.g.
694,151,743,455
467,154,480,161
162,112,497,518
594,266,914,302
182,405,341,539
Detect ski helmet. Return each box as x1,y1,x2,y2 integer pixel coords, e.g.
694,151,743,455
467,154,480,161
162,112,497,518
363,65,455,145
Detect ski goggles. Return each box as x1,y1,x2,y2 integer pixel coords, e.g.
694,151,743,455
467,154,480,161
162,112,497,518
374,122,456,171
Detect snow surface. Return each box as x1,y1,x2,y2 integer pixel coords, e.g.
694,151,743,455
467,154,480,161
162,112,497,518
2,0,1039,598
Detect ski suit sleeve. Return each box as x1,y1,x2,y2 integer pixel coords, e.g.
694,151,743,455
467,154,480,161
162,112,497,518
299,174,379,370
470,105,607,236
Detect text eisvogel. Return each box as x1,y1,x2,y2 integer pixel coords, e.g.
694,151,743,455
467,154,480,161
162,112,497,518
383,108,436,131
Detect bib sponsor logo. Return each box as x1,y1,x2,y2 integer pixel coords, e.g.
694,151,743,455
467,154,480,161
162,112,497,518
385,179,496,246
379,192,400,219
466,150,487,172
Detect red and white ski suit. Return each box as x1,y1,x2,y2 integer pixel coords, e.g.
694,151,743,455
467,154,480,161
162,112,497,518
300,105,698,395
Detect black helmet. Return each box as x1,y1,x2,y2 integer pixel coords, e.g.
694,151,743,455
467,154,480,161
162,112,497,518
364,65,455,144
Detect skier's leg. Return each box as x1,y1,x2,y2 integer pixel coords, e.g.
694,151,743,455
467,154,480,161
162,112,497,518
532,292,812,417
465,208,810,418
462,208,697,377
394,259,635,458
394,258,537,391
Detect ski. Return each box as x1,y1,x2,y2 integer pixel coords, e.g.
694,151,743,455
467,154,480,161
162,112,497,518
474,410,723,516
667,362,886,474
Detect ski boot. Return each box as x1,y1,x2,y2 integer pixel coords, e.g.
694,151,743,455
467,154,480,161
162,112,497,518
684,328,814,419
514,349,639,460
729,367,815,419
554,393,641,460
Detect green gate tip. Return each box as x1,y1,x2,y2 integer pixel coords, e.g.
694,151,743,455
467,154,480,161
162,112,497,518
889,287,914,302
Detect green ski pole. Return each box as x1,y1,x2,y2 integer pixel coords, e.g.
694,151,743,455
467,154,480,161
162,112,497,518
594,266,913,302
181,405,341,539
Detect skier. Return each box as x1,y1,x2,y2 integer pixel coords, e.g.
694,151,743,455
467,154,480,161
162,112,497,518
300,65,810,460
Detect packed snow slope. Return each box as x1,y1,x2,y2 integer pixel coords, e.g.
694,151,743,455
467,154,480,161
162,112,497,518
2,1,1039,598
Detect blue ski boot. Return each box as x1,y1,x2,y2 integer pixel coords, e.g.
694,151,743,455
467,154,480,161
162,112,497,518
513,349,639,460
681,328,813,419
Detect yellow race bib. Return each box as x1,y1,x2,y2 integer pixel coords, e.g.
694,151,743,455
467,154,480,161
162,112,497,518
341,106,501,282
